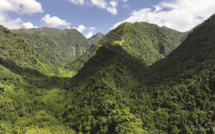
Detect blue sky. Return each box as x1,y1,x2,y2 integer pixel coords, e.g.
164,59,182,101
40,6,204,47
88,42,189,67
1,0,215,38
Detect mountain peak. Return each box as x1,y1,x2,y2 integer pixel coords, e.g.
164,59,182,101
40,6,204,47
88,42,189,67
88,32,104,43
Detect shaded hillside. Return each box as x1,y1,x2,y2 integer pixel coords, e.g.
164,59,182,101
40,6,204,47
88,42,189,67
69,22,186,74
88,32,104,43
147,14,215,85
137,13,215,133
12,28,91,68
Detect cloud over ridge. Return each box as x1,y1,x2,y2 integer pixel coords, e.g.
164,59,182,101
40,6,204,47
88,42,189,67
41,14,71,28
112,0,215,32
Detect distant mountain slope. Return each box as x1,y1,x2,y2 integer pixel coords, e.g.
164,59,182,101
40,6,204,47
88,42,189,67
0,25,57,76
88,32,104,43
12,28,91,68
69,22,186,74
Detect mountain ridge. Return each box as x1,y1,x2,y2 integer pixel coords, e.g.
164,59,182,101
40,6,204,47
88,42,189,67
62,21,189,133
62,14,215,133
68,22,186,75
88,32,104,43
12,27,91,72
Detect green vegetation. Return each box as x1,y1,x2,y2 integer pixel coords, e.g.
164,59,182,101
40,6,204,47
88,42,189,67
68,22,186,75
0,25,76,133
12,28,91,70
0,25,57,76
1,14,215,134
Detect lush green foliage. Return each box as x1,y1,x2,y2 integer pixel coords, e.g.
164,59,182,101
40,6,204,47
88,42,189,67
0,25,77,133
68,22,186,75
0,26,58,76
1,13,215,134
63,16,215,133
12,28,91,70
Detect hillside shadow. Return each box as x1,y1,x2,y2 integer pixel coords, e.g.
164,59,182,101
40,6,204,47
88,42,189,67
0,58,72,89
70,44,148,90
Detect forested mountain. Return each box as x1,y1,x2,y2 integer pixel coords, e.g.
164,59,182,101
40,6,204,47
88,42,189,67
69,22,186,75
12,28,91,68
88,32,104,43
0,26,57,75
1,13,215,134
65,14,215,133
138,13,215,133
0,25,76,133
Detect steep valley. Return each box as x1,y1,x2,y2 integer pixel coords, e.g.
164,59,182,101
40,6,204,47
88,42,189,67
1,14,215,134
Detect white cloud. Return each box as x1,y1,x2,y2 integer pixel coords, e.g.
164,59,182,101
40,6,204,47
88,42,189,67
0,18,23,29
85,32,94,38
73,25,87,32
18,0,44,14
90,0,107,8
41,14,71,28
112,0,215,32
90,0,118,15
23,21,38,29
110,1,117,7
85,27,96,38
89,27,96,31
0,0,43,29
0,0,17,12
69,0,85,5
72,25,96,38
107,7,117,15
0,0,43,14
69,0,120,15
107,1,118,14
